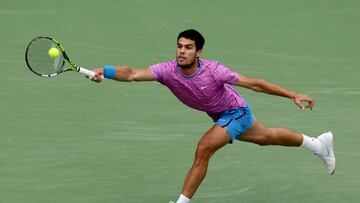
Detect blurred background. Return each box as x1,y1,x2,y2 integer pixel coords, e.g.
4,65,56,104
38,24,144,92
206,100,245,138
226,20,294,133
0,0,359,202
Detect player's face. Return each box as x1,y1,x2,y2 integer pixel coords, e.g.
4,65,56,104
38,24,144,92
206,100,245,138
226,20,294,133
176,37,202,68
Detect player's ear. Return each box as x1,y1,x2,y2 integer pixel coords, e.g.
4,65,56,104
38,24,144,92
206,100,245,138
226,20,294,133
196,49,202,58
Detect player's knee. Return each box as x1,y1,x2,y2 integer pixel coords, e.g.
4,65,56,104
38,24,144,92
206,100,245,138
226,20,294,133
256,129,275,146
195,141,212,161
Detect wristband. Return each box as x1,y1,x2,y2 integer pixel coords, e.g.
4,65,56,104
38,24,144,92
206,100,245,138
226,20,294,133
103,66,116,79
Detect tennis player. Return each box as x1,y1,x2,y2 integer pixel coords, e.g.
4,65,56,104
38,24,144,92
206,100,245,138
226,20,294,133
91,29,335,203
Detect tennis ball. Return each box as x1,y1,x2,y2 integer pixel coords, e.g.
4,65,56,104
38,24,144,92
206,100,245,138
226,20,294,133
48,48,60,58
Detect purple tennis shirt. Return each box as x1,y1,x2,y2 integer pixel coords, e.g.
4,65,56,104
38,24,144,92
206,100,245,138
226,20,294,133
149,59,246,118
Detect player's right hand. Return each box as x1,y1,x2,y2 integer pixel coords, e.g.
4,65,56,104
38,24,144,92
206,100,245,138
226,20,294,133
91,68,104,83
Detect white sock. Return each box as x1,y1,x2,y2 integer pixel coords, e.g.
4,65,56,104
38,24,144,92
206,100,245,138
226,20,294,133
300,134,322,154
176,194,190,203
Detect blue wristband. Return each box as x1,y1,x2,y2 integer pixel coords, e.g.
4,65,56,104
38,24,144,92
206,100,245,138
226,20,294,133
103,66,116,79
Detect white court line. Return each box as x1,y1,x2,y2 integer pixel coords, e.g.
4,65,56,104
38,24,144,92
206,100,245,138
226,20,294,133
196,185,255,198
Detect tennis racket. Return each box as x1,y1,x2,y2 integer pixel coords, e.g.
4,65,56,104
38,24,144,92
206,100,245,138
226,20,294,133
25,36,97,78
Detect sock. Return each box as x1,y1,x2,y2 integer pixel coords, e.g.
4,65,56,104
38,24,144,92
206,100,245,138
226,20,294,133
176,194,190,203
300,134,322,154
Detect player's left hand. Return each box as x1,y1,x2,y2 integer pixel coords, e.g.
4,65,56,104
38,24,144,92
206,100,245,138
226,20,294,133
292,93,314,110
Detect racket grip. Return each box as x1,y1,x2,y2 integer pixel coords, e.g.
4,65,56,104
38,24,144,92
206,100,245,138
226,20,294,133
78,67,103,80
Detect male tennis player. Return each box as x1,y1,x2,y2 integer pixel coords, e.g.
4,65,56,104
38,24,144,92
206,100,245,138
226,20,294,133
91,29,335,203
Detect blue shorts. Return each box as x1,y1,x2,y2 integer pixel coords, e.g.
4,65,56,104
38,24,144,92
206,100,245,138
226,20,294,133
212,103,255,143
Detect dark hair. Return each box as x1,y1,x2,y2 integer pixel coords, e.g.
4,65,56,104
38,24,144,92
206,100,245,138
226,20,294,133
177,29,205,51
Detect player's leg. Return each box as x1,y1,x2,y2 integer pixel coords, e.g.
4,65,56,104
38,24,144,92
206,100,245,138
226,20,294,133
238,119,335,175
237,119,303,146
179,125,230,202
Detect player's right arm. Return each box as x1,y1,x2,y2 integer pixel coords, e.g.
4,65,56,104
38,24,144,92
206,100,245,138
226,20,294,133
91,66,154,82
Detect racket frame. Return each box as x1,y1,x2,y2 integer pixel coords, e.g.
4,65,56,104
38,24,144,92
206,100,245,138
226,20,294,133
25,36,96,78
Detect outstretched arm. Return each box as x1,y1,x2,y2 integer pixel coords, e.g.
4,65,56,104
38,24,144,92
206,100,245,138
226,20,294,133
236,74,314,110
91,66,154,82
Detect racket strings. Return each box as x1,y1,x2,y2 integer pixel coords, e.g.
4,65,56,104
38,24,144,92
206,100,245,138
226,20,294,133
26,38,65,76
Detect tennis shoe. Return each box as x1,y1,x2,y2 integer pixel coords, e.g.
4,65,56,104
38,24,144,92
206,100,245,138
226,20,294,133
315,131,336,175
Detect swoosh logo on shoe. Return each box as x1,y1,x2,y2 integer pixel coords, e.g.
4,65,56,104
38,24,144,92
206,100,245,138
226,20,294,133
325,146,330,156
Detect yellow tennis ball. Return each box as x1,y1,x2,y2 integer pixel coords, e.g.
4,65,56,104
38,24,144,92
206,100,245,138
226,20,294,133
48,48,60,58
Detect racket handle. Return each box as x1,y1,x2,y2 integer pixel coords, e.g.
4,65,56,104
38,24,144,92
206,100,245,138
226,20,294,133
78,67,103,80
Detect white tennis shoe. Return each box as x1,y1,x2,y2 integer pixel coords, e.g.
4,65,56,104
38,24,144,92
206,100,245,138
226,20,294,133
315,131,336,175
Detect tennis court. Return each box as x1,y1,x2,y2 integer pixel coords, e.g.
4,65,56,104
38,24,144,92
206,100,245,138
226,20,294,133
1,0,359,202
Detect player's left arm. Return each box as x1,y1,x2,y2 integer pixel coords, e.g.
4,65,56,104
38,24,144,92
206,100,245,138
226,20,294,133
235,74,314,110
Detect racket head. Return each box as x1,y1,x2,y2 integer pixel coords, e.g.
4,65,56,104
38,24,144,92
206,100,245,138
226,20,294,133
25,37,74,77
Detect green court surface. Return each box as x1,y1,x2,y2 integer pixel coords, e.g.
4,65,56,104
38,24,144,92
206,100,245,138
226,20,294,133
1,0,359,202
